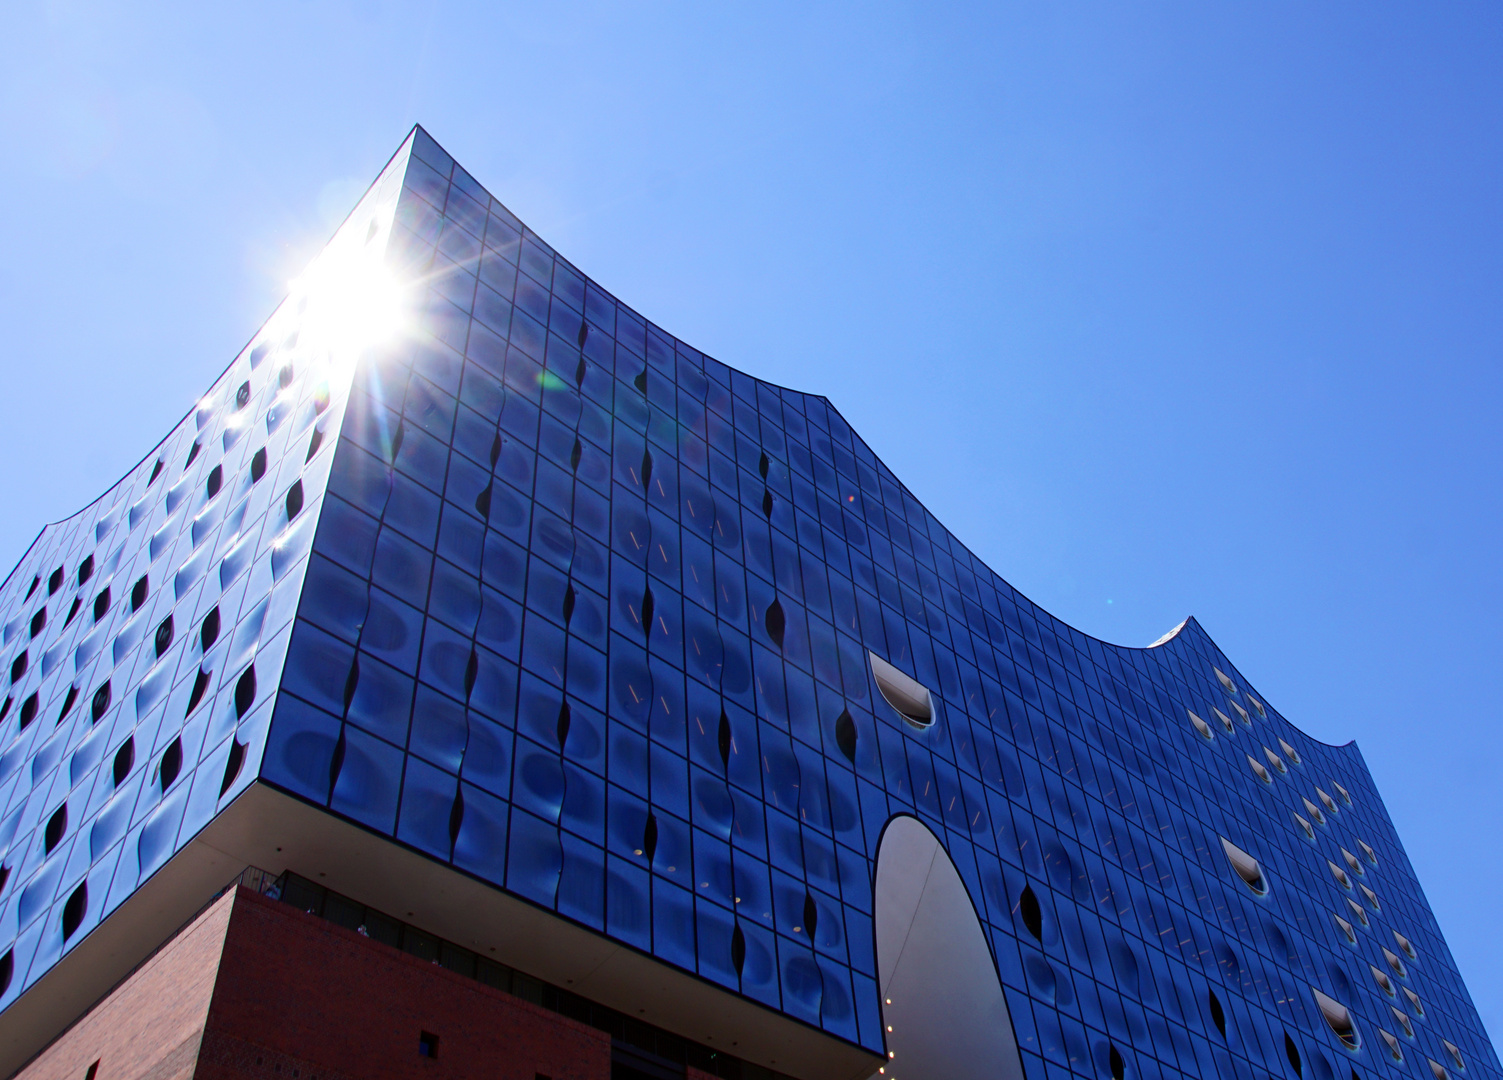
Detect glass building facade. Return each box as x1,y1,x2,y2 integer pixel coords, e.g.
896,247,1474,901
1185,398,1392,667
0,126,1494,1080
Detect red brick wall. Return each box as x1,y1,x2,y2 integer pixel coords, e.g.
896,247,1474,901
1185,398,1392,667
16,888,612,1080
197,889,611,1080
16,889,235,1080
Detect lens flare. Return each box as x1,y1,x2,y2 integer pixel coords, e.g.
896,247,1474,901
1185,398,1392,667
287,241,408,375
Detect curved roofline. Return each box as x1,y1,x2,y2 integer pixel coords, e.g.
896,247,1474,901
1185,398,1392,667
523,245,1357,756
4,121,1360,756
414,125,1366,757
0,128,421,597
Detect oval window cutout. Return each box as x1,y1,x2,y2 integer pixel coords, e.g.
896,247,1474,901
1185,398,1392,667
1221,837,1269,895
1312,988,1361,1050
869,652,935,729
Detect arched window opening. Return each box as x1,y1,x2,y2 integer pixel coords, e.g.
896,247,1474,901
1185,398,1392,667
870,653,935,730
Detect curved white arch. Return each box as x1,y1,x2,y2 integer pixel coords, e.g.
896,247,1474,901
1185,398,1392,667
874,816,1025,1080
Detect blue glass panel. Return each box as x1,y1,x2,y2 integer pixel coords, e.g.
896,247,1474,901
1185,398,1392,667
506,808,560,908
557,832,604,929
452,780,508,886
262,696,338,804
606,853,651,951
330,727,403,834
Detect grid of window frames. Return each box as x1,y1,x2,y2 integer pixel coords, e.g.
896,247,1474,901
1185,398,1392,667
257,128,1499,1080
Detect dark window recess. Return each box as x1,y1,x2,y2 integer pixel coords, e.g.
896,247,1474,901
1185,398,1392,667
306,428,323,461
63,597,81,628
1109,1046,1126,1080
0,949,11,997
155,616,174,658
272,873,800,1080
220,739,247,796
250,342,270,368
463,651,478,699
343,658,361,713
159,738,183,791
235,666,257,718
11,650,27,683
835,708,857,763
329,727,348,793
445,788,465,856
114,738,135,786
0,864,9,893
639,588,654,640
85,1062,99,1080
206,466,223,499
61,882,87,940
1285,1034,1302,1077
44,804,67,854
250,448,268,482
185,441,202,468
187,668,211,714
731,923,746,975
538,1074,552,1080
764,599,785,649
278,364,294,390
0,697,9,722
94,589,111,623
717,710,731,770
235,381,252,409
91,681,112,723
1019,885,1043,941
418,1033,439,1059
77,555,94,586
612,1040,683,1080
19,693,38,730
285,481,304,519
29,609,45,638
48,567,64,595
201,606,221,650
1209,990,1227,1037
641,814,658,863
24,576,39,600
57,685,79,722
130,576,149,612
148,459,164,484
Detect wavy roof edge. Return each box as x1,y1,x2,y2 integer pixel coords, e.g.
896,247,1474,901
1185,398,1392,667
0,123,1360,757
0,130,423,593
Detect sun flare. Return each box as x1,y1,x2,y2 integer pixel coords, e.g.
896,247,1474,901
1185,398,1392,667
288,237,408,369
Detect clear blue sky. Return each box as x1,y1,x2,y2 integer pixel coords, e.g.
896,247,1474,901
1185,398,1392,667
1,0,1499,1043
